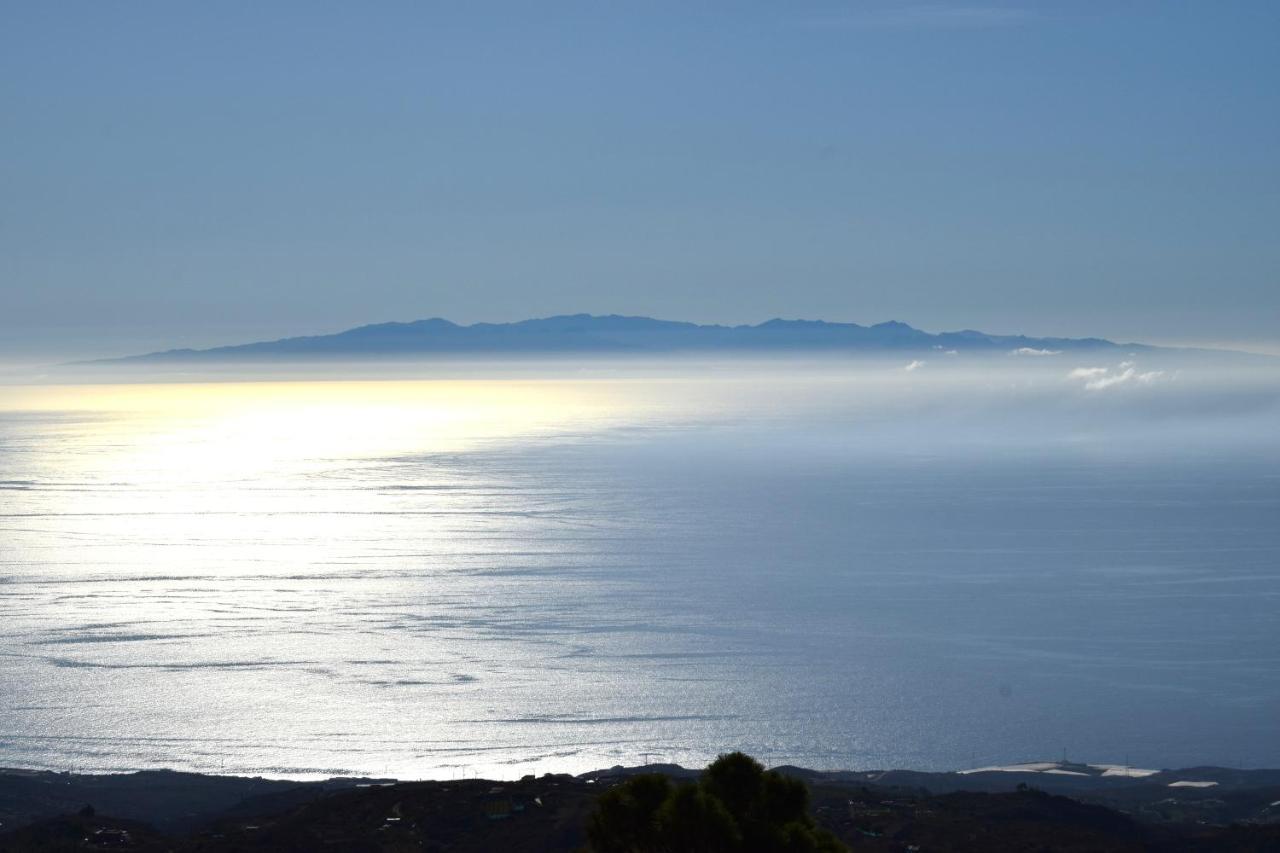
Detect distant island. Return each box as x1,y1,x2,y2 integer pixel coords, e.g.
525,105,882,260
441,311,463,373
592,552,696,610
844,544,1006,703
99,315,1142,363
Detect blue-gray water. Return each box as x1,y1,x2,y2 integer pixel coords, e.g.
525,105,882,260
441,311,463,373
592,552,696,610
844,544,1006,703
1,356,1278,778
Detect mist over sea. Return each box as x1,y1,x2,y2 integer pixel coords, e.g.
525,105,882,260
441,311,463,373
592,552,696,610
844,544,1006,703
2,354,1278,779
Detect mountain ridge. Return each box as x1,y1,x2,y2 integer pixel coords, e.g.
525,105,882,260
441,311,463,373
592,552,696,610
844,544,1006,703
98,314,1143,363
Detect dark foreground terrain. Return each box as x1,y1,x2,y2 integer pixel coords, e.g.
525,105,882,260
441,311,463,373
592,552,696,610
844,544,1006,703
3,763,1279,852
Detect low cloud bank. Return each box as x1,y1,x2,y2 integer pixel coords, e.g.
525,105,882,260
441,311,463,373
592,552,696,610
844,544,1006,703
1068,362,1167,391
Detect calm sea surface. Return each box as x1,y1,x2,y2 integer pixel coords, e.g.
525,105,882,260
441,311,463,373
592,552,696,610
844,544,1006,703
2,358,1278,778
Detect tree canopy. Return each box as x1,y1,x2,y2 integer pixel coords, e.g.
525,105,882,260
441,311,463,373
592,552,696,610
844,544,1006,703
586,752,847,853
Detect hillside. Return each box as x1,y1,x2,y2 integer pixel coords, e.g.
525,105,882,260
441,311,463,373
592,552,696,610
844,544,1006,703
4,763,1279,852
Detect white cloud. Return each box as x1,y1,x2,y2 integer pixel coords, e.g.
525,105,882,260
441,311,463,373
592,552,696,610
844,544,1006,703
1068,364,1167,391
904,360,925,372
1011,347,1061,356
1086,368,1137,390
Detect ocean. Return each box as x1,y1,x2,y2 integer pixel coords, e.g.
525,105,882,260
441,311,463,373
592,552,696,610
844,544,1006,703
2,355,1278,778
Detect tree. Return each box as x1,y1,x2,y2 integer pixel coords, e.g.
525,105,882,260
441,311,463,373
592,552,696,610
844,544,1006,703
586,752,848,853
587,774,672,853
654,783,741,853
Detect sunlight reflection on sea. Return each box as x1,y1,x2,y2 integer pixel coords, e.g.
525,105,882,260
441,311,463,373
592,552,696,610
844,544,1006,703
1,358,1278,778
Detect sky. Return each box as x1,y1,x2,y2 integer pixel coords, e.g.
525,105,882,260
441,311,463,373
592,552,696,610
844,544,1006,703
2,1,1278,362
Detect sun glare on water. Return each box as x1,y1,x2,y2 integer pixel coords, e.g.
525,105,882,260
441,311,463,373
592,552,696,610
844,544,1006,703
1,379,630,484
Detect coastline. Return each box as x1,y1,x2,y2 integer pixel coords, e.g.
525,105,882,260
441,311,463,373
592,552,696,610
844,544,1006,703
4,759,1280,851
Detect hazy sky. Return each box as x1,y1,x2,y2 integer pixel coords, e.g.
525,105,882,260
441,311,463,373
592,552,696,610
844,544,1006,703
3,1,1278,360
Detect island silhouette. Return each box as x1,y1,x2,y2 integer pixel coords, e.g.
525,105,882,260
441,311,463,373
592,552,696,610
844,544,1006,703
101,314,1138,363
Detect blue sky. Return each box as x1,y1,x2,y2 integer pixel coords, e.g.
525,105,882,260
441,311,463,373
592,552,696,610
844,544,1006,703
2,1,1278,359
